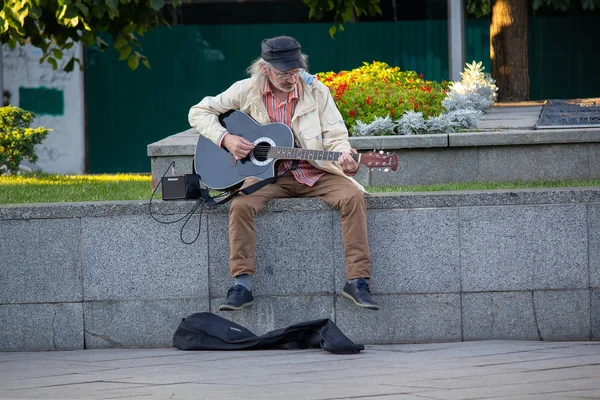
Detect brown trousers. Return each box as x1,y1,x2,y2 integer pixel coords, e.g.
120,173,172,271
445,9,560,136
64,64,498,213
228,172,371,280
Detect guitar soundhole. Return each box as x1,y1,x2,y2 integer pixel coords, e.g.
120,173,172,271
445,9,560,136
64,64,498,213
253,142,271,162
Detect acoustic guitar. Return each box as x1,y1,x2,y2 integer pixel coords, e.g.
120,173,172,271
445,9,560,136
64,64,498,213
194,110,398,191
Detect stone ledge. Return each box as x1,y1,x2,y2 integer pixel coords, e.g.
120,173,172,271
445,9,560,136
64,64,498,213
2,187,600,220
147,127,600,157
148,126,600,188
449,128,600,147
147,128,196,157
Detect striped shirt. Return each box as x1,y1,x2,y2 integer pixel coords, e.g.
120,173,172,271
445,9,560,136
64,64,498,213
263,80,325,186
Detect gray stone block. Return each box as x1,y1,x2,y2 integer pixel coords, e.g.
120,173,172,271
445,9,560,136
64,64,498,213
334,293,461,344
0,219,82,303
590,204,600,289
450,130,600,147
592,290,600,340
534,290,590,340
590,145,600,178
208,211,336,297
477,144,591,182
0,303,83,351
476,105,542,130
82,214,208,301
352,163,370,187
462,292,539,341
0,200,217,220
460,204,588,291
208,295,334,336
333,208,460,294
370,147,479,186
147,129,197,157
363,188,600,210
83,298,206,348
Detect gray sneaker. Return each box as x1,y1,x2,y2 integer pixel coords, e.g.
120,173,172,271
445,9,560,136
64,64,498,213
342,278,379,310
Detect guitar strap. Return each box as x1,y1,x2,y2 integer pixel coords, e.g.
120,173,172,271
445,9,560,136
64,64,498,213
194,160,296,206
197,175,279,206
192,158,280,206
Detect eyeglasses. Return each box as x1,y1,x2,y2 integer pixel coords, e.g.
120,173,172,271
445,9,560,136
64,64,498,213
269,68,304,80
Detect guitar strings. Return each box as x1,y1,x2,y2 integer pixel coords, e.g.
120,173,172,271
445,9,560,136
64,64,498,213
250,145,361,162
250,146,345,157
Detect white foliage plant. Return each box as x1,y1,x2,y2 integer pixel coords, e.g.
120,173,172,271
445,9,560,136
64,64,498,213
353,115,395,136
351,61,498,136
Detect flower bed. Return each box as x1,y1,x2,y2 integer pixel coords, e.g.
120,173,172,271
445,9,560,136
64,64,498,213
316,61,497,136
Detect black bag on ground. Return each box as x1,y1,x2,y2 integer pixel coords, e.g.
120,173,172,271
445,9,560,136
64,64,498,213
173,312,364,354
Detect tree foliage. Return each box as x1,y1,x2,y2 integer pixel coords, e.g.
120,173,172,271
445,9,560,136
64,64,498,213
0,0,184,71
302,0,382,37
3,0,597,73
1,0,382,71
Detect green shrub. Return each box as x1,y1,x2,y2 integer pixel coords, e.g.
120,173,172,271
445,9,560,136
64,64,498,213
0,106,51,175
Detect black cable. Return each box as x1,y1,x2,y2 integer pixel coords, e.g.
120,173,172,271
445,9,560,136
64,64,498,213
177,198,205,245
148,161,206,245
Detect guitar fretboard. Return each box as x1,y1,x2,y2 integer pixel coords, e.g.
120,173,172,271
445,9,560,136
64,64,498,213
268,147,360,162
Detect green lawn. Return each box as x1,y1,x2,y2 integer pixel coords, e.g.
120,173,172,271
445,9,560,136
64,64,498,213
0,173,599,204
0,173,153,204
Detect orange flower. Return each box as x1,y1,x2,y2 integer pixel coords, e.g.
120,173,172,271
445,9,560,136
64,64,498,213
366,97,372,105
349,110,357,117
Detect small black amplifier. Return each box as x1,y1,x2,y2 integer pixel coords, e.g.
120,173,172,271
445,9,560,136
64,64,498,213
161,174,202,201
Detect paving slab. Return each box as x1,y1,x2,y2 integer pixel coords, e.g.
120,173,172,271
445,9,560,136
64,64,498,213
1,341,599,400
476,103,544,130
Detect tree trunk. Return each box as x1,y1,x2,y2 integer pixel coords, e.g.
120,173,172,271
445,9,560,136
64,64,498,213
490,0,529,101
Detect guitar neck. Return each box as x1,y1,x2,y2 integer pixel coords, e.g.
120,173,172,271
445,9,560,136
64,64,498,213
269,147,360,163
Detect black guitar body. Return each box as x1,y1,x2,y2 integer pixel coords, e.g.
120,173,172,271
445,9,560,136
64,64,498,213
194,110,294,190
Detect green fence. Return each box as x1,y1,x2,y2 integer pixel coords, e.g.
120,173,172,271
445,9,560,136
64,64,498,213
529,16,600,100
84,17,599,173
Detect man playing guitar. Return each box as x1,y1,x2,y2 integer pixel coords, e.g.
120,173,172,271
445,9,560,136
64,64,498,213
188,36,380,312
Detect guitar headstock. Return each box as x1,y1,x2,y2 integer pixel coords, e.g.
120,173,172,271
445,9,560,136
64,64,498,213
360,151,399,172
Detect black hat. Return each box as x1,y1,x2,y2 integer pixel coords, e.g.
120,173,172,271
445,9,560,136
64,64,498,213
261,36,306,71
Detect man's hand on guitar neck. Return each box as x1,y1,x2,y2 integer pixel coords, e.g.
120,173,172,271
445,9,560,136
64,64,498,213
339,148,360,176
222,133,255,160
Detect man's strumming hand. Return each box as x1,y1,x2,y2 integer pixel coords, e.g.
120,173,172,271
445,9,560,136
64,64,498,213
223,133,255,160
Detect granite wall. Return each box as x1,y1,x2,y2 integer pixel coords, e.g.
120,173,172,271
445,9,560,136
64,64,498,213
1,188,599,351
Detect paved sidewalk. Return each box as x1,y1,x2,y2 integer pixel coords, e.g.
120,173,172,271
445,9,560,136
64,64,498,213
1,341,599,400
476,102,544,131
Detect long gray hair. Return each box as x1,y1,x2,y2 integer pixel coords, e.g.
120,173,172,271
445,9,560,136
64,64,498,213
245,55,309,86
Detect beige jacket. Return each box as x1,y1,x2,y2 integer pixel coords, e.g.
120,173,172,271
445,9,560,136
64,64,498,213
188,74,364,191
